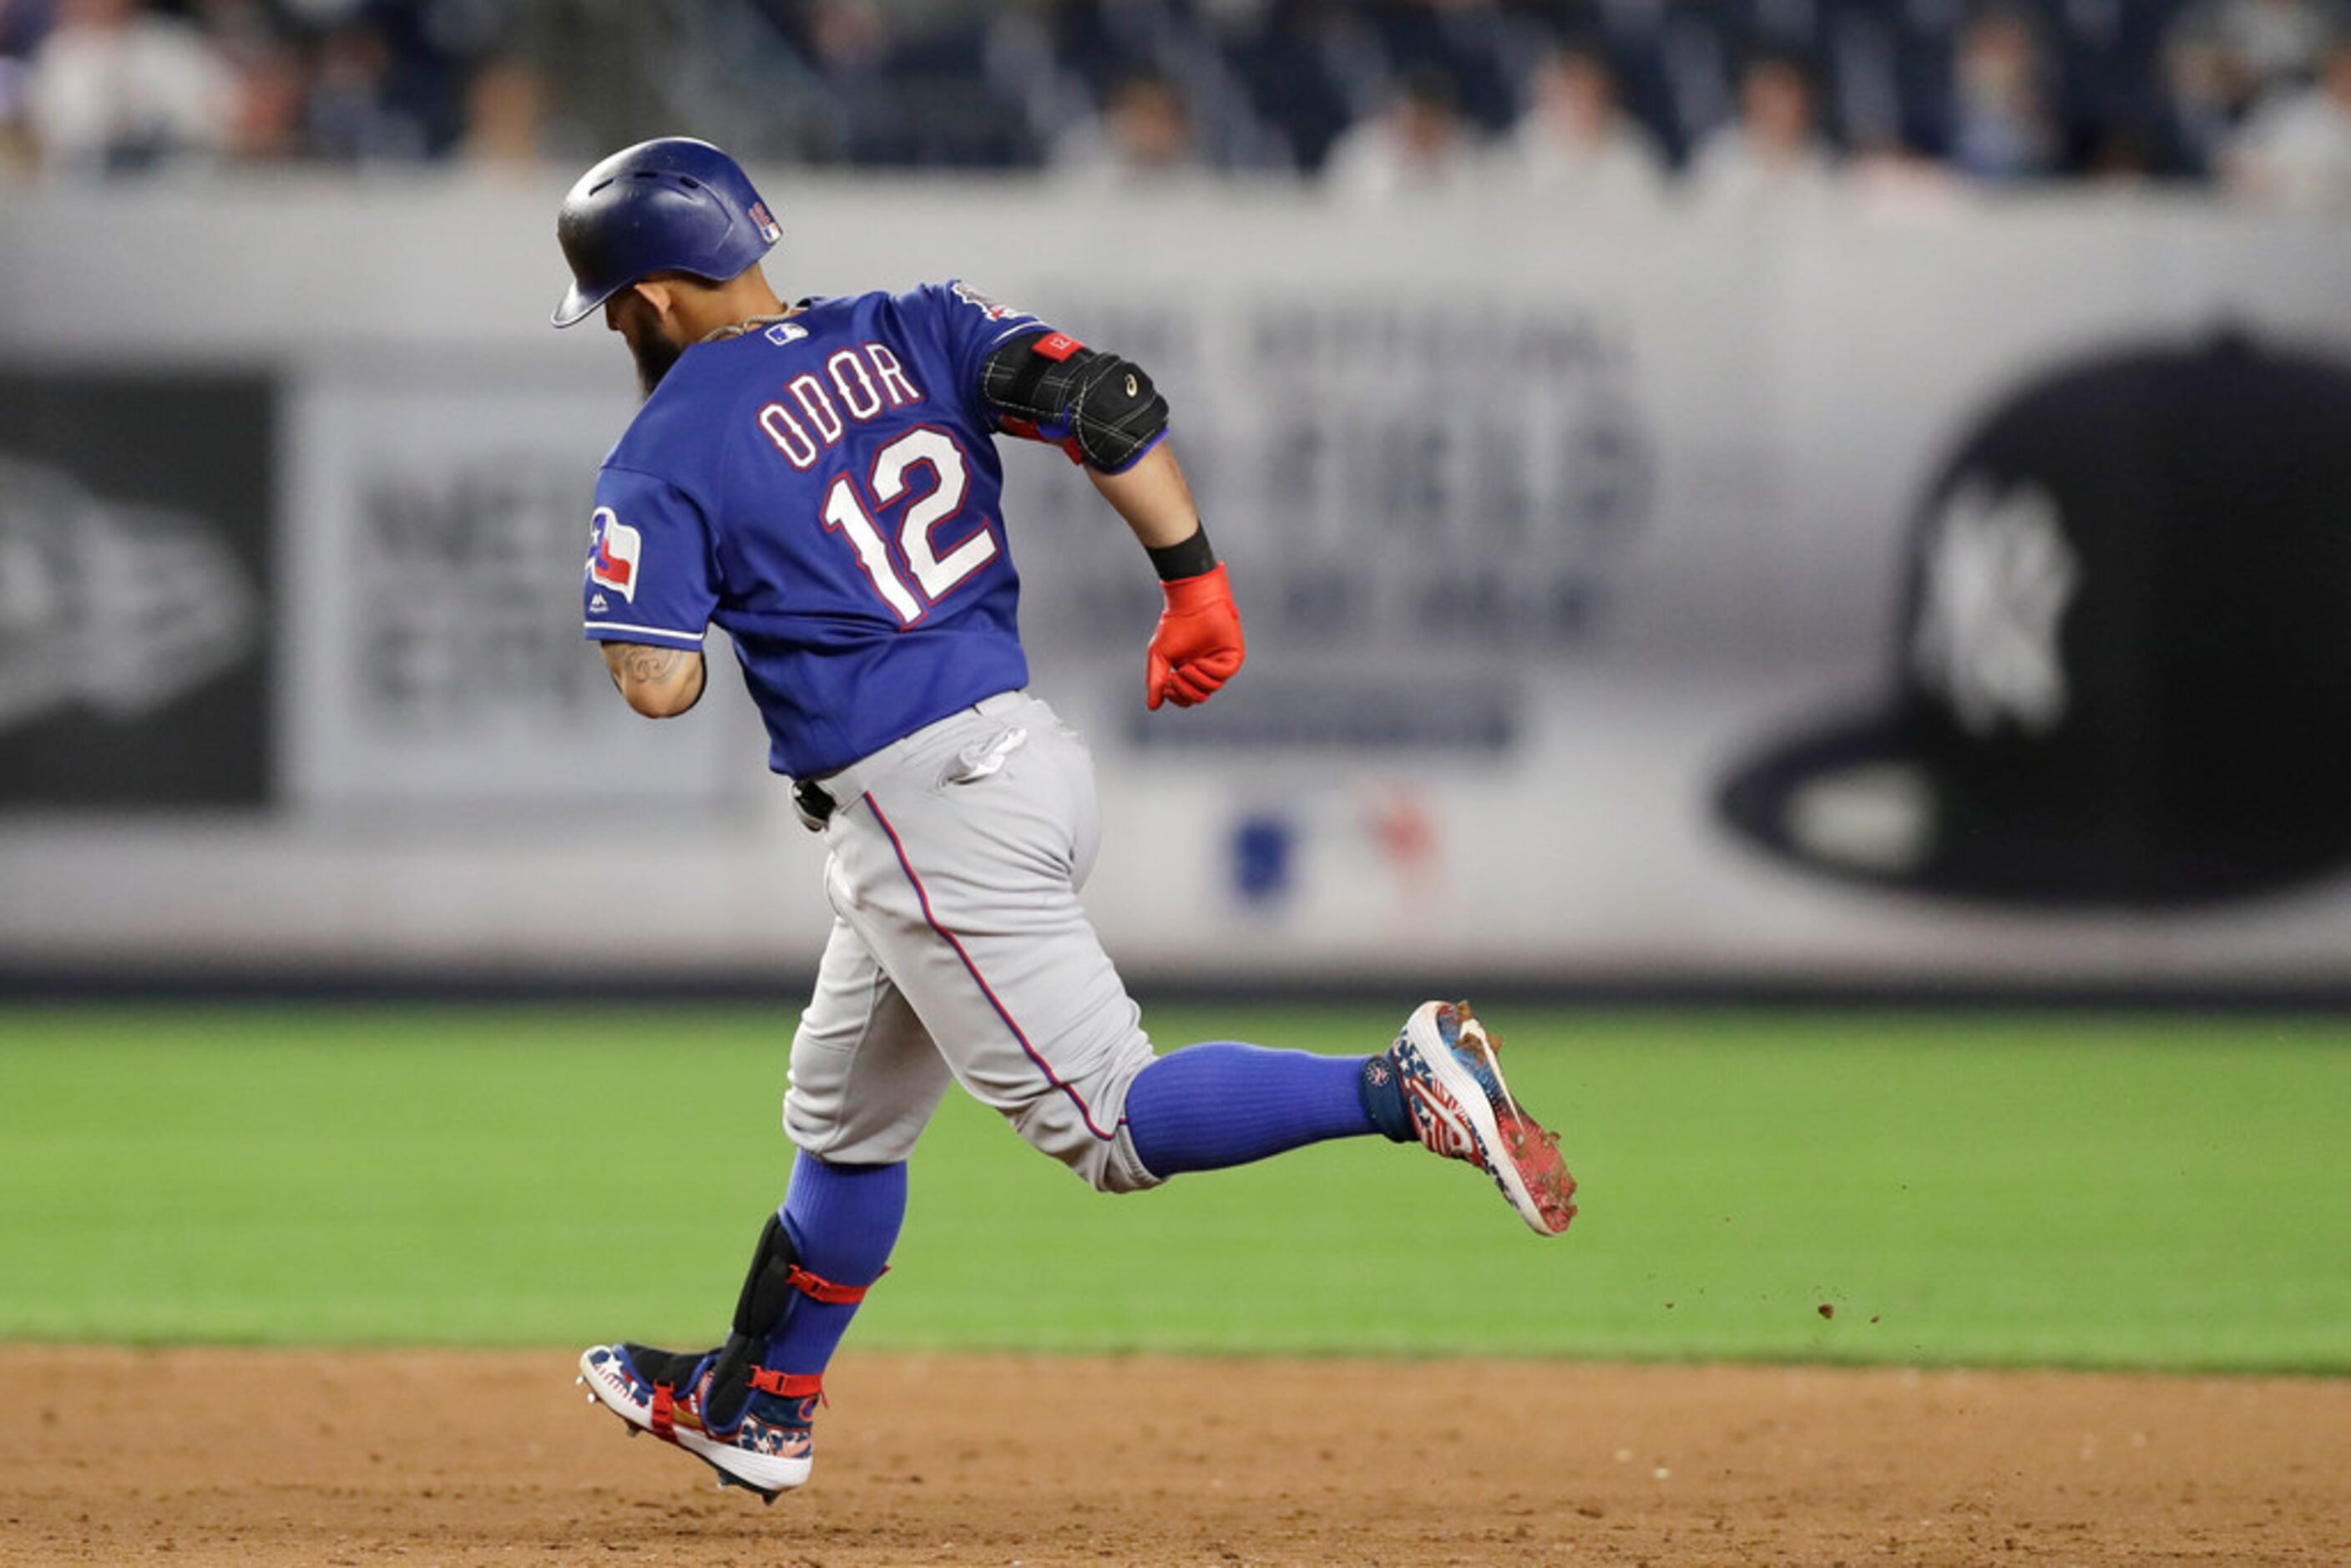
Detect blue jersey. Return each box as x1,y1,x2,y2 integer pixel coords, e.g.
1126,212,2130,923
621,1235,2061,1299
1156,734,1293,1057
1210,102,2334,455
582,281,1057,778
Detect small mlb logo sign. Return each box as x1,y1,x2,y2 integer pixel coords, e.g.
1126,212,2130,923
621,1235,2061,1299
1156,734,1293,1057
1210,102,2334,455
751,200,781,244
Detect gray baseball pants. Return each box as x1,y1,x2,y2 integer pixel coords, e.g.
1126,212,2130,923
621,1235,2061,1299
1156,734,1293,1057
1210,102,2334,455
781,690,1163,1193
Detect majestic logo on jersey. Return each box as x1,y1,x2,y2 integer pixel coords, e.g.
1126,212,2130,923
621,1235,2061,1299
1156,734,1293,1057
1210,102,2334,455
1909,477,2078,737
588,508,642,603
950,281,1025,322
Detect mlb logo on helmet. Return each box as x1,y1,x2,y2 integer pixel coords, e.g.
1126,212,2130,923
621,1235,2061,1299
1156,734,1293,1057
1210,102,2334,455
588,507,642,603
750,200,781,245
1719,331,2351,907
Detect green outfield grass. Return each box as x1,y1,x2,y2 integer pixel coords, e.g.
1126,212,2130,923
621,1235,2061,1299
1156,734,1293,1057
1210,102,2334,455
1,1004,2346,1373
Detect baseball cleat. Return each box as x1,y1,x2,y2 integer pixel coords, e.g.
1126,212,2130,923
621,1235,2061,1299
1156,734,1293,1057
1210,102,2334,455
1388,999,1578,1237
578,1343,814,1500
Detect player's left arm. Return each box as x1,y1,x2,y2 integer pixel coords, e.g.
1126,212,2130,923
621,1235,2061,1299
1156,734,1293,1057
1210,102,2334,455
1085,443,1244,711
601,641,706,718
979,327,1243,710
582,465,720,720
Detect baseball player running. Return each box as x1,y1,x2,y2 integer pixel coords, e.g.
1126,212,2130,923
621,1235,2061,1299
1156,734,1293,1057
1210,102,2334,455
556,138,1577,1500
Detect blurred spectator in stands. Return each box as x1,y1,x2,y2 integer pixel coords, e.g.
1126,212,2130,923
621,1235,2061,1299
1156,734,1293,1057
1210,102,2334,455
193,0,301,164
2176,0,2346,99
276,0,361,25
0,0,54,166
223,36,306,161
2225,31,2351,205
1947,6,2060,181
2167,26,2244,169
806,0,896,165
1684,51,1838,214
2166,0,2350,168
457,51,549,168
192,0,281,61
1323,64,1479,201
810,0,888,78
1052,65,1205,185
1494,43,1666,211
1,0,57,56
24,0,237,174
305,13,424,164
1223,0,1358,172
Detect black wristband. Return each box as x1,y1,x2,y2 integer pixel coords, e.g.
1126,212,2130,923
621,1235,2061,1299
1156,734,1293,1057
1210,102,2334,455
1146,522,1216,582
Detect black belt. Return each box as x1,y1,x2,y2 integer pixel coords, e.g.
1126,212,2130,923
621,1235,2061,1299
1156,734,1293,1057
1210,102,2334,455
793,776,837,823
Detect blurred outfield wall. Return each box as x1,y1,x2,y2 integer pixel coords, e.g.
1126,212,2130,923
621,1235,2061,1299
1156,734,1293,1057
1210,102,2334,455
3,176,2351,991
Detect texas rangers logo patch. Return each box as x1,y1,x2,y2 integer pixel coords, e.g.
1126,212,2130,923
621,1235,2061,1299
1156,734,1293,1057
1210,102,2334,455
587,508,641,603
950,281,1024,322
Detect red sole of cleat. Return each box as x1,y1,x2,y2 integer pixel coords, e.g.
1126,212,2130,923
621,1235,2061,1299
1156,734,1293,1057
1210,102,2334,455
1499,1112,1579,1234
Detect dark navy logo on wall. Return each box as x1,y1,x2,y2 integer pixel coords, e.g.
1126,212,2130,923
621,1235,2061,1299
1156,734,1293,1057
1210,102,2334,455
1719,333,2351,907
0,372,275,807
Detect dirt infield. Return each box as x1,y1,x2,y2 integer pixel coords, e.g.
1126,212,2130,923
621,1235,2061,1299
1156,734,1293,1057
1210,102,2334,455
3,1349,2346,1565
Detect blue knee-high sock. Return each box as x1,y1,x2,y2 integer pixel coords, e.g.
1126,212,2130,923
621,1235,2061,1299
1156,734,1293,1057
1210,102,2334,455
1125,1042,1413,1178
760,1153,906,1381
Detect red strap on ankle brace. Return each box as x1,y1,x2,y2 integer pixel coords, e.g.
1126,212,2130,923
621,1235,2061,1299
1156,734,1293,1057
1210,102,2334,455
748,1368,827,1402
787,1263,886,1305
649,1382,677,1441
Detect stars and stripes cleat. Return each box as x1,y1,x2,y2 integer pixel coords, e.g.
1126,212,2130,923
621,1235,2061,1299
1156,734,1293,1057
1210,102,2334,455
1388,999,1578,1237
577,1343,816,1500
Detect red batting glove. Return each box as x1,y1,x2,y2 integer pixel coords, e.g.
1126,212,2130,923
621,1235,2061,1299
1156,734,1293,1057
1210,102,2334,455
1145,564,1246,711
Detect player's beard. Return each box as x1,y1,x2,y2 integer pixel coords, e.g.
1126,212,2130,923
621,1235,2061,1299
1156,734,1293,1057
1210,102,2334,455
629,327,685,398
611,293,686,398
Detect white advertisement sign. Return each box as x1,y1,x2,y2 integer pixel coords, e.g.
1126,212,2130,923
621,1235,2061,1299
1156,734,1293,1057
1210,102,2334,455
281,362,766,810
3,181,2351,985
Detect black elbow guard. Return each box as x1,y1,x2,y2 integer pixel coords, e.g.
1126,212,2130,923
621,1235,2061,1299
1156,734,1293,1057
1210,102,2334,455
980,328,1170,473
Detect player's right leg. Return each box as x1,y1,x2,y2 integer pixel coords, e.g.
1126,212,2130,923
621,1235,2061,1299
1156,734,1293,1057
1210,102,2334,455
579,918,948,1498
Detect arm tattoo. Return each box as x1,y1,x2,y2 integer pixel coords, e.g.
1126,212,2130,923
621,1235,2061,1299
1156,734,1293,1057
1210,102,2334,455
617,645,686,686
600,641,705,715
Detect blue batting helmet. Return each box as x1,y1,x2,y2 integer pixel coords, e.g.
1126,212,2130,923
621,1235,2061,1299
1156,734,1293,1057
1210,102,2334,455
551,138,782,328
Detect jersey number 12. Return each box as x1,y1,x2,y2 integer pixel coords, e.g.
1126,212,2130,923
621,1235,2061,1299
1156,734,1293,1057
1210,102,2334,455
821,428,997,626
